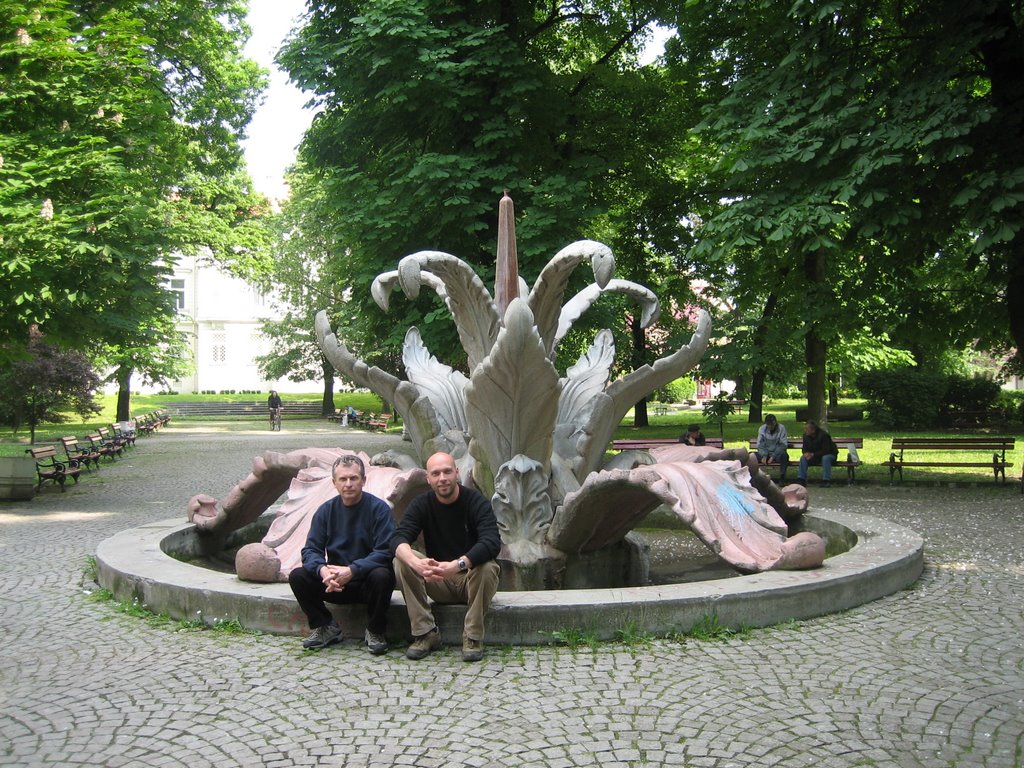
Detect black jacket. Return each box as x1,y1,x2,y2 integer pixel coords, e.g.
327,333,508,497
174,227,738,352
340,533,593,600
803,428,838,461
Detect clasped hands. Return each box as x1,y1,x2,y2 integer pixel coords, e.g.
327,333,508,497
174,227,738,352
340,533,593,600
410,557,458,583
319,564,353,593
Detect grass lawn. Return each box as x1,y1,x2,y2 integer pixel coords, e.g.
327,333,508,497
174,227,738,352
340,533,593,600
3,394,1022,485
617,398,1024,485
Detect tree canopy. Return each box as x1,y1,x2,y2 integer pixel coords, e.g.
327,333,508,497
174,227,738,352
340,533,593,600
252,0,1024,421
279,0,693,370
0,0,268,377
669,0,1024,416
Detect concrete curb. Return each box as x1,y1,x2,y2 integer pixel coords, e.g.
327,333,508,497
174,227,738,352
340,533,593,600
96,508,923,645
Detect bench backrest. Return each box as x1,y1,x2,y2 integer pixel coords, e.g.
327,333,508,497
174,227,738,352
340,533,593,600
61,436,79,449
748,437,863,449
614,437,726,450
891,437,1014,449
891,437,1014,459
28,445,58,460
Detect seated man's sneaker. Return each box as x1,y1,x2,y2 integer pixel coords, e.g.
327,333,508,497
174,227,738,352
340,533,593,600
461,636,483,662
364,628,388,656
302,622,343,649
405,626,442,660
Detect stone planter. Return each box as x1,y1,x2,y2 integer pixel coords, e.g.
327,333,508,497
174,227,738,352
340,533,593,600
0,456,37,501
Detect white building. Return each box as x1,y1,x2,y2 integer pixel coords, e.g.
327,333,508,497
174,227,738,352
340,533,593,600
145,252,320,395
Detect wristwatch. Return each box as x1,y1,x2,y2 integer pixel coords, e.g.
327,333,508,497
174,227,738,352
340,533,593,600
457,558,468,572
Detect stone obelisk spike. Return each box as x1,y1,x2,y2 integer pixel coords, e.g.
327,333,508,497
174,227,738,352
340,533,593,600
494,190,519,318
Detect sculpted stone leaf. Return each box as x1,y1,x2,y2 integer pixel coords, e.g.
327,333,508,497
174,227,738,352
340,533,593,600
371,269,446,312
557,329,615,430
553,279,660,355
316,311,446,461
464,298,558,495
527,240,615,356
492,454,553,551
550,457,823,573
395,250,500,370
402,327,468,434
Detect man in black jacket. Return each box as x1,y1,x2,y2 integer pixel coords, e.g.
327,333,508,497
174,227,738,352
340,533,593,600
391,452,501,662
796,420,839,486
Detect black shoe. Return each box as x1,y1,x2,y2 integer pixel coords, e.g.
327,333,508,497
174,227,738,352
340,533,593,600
795,478,806,487
364,628,388,655
821,480,832,488
302,622,343,649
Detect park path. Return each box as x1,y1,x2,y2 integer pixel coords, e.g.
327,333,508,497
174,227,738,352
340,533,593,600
1,421,1021,767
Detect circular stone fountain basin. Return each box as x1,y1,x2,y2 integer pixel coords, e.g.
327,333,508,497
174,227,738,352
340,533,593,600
96,509,922,645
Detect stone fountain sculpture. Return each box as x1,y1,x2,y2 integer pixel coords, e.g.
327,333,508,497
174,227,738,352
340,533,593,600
188,194,824,589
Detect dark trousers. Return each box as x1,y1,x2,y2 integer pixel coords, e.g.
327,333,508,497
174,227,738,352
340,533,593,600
288,565,395,634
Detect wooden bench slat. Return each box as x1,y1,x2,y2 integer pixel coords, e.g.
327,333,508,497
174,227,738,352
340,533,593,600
885,436,1015,483
26,445,82,492
885,461,1012,468
61,436,101,471
612,438,725,450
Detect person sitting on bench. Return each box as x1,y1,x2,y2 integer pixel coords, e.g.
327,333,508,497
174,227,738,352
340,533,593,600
755,414,790,481
797,420,839,486
679,424,707,446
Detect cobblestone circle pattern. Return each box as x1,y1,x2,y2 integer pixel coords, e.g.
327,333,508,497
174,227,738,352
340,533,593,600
1,421,1021,767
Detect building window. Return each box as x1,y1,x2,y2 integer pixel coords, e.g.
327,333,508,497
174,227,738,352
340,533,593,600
211,332,227,365
169,278,186,311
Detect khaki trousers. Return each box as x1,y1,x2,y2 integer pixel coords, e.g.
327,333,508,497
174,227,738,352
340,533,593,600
394,556,500,641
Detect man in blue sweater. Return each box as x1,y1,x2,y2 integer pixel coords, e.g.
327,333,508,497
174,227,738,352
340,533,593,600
288,454,396,653
391,452,501,662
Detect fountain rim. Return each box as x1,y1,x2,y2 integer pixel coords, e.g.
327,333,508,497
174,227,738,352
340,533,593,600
95,508,923,645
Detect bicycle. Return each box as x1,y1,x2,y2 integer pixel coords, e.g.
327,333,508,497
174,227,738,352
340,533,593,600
270,407,282,431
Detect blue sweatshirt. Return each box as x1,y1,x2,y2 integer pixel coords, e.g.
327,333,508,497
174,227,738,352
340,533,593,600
300,492,395,578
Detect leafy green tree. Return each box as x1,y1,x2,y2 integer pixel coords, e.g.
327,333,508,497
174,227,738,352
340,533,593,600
280,0,689,372
254,168,350,415
667,0,1024,421
1,3,177,355
1,1,267,416
0,328,101,443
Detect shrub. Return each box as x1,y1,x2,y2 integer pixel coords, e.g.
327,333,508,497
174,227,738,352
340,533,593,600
856,368,948,429
653,377,696,404
939,374,1001,416
997,389,1024,422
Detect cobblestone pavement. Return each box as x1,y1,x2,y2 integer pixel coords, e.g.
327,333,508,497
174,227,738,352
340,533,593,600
1,421,1022,768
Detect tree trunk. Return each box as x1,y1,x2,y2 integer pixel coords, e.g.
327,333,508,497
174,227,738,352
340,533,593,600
1008,265,1024,359
731,374,746,400
748,291,779,423
748,369,766,424
980,3,1024,360
28,393,36,444
804,249,828,427
115,366,132,422
319,357,336,416
630,312,649,427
